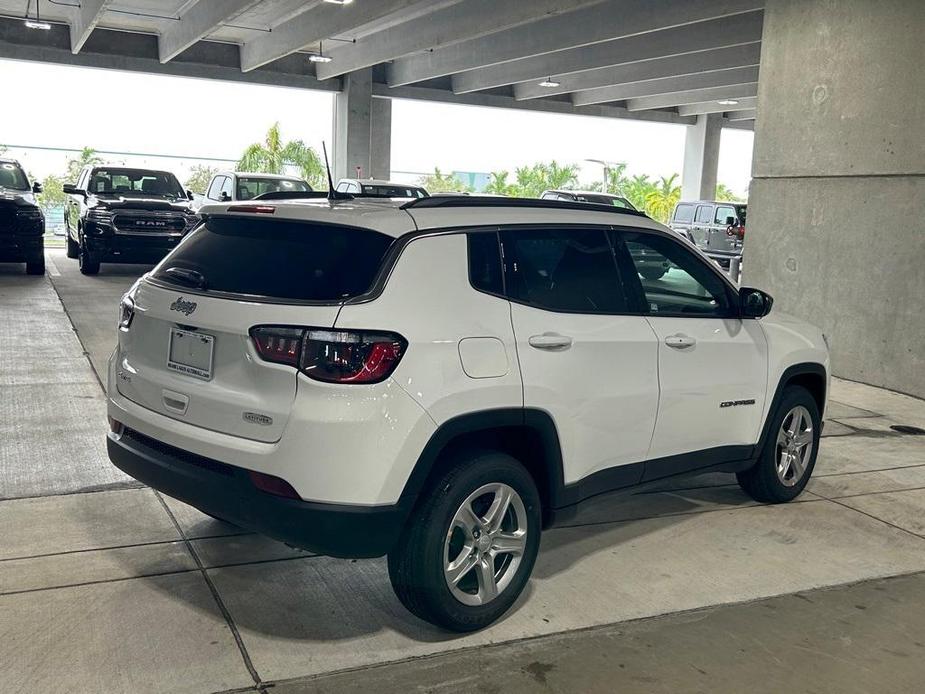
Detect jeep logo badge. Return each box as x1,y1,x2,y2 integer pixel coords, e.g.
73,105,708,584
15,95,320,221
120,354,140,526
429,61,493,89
243,412,273,426
169,297,197,316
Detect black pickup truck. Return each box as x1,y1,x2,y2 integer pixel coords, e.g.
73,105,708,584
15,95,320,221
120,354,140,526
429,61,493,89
64,166,199,275
0,158,45,275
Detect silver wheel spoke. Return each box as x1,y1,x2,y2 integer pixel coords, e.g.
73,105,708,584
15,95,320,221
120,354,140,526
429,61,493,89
790,453,805,480
491,531,526,556
775,405,814,487
483,486,513,533
446,551,479,586
476,556,498,601
455,503,482,533
795,430,813,446
788,410,803,438
779,449,792,476
777,428,789,448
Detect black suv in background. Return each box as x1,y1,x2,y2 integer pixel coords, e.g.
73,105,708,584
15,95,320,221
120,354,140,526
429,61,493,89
64,166,199,275
0,158,45,275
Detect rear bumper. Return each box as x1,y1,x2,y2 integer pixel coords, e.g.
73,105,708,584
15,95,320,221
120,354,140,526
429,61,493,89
107,428,408,558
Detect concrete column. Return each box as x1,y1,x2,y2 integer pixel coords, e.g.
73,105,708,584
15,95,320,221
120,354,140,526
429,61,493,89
333,68,372,180
681,113,721,201
744,0,925,397
370,96,392,179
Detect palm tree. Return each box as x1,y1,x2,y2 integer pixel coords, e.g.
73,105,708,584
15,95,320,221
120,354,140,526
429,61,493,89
418,167,469,193
643,174,681,223
621,174,654,211
66,147,103,182
484,171,515,196
237,123,325,188
715,183,744,202
543,161,580,190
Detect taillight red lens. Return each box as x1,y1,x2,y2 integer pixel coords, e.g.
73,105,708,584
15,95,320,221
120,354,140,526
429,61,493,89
249,326,407,384
301,329,407,384
738,225,745,239
248,471,301,499
251,326,304,367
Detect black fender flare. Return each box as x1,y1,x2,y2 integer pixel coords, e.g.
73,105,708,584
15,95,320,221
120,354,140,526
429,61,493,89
756,362,827,453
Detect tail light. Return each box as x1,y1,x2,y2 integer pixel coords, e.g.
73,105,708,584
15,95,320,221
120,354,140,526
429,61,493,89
250,325,407,384
737,225,745,239
248,470,301,499
118,295,135,331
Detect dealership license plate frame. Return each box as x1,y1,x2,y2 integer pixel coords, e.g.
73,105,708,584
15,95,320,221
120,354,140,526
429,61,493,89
167,328,215,381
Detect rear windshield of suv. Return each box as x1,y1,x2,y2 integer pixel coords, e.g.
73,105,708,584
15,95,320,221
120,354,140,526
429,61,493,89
152,217,393,302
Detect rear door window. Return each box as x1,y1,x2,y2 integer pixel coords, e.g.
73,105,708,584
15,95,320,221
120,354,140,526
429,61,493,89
500,227,629,314
673,204,694,223
152,217,393,302
695,205,714,223
714,205,737,225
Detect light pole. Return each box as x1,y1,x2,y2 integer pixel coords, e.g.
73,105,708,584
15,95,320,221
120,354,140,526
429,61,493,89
584,158,626,194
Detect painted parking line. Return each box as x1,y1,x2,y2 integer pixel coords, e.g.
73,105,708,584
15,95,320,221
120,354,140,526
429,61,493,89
45,253,61,277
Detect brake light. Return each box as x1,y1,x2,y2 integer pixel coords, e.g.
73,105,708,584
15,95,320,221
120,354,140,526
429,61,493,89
249,326,407,384
251,326,303,367
118,295,135,331
738,225,745,239
227,205,275,214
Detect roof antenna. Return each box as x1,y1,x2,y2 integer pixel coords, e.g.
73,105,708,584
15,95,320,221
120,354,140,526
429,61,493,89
322,142,351,201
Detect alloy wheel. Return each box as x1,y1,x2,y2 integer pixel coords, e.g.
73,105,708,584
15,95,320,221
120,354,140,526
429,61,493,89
776,405,814,487
443,483,528,606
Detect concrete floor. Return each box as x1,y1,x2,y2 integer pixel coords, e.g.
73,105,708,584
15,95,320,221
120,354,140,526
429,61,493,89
1,250,925,692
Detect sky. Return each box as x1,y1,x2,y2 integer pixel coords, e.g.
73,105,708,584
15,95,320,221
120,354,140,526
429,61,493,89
0,59,753,196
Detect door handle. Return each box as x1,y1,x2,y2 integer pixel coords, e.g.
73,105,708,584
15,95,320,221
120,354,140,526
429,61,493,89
665,334,696,349
528,333,573,350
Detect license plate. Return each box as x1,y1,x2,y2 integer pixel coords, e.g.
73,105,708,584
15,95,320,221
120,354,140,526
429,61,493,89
167,328,214,380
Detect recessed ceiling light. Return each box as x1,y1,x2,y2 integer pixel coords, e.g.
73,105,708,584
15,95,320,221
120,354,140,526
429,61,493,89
310,54,333,63
717,99,739,106
539,77,560,88
25,20,51,29
323,0,354,4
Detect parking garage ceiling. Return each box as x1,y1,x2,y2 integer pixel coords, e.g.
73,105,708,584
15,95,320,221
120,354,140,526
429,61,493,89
0,0,760,127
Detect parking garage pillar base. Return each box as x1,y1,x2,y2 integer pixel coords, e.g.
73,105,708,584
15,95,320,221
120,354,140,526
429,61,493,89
744,0,925,398
681,114,721,201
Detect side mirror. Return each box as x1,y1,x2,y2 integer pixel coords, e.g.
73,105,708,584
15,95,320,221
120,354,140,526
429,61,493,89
63,184,85,196
725,216,737,226
740,287,773,318
32,181,43,193
220,192,231,202
186,189,195,200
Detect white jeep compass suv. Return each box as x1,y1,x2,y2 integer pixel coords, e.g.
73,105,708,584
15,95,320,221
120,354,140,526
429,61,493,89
107,196,829,631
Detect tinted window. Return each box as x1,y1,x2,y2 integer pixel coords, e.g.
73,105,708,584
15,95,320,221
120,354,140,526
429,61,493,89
360,185,426,198
501,228,627,313
237,177,311,200
673,204,694,223
619,232,732,317
468,232,504,296
714,205,736,225
152,218,393,302
0,162,30,190
694,205,714,223
88,169,184,198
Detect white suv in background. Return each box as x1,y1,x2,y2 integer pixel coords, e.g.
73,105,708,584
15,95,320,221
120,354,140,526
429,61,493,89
107,196,829,631
197,171,312,209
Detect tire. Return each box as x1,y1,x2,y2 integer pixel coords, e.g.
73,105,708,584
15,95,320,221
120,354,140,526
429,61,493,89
388,450,541,632
737,385,821,503
66,235,79,259
26,255,45,275
78,237,100,275
640,267,667,281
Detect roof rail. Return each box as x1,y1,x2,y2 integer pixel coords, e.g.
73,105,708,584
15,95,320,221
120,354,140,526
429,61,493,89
400,195,649,218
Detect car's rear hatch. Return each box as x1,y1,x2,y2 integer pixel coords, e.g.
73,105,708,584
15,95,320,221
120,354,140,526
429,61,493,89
115,210,397,443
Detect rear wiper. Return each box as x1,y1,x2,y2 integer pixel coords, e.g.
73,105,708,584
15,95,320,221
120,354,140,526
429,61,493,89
164,267,208,290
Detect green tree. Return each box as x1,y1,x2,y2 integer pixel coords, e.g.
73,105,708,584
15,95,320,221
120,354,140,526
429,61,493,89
601,163,629,194
37,174,66,210
483,171,516,196
643,174,681,223
66,147,103,182
621,174,656,211
184,165,217,194
418,167,471,193
237,122,325,188
715,183,745,202
511,161,580,197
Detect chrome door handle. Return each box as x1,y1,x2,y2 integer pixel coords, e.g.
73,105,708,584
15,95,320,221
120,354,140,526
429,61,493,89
665,334,696,349
528,333,573,350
